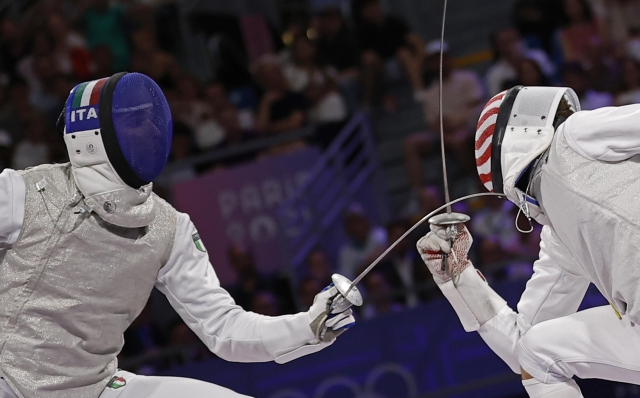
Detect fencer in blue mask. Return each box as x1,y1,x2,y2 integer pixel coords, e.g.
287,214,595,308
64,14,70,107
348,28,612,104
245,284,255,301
0,72,355,398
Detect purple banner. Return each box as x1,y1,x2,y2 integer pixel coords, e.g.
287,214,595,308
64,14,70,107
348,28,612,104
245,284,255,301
172,148,320,286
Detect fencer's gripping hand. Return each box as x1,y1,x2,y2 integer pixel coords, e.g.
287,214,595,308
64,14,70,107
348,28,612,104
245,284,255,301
274,284,355,364
417,223,473,284
307,284,355,343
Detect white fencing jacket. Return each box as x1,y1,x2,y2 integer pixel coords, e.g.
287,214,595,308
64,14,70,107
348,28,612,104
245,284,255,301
0,165,313,398
479,104,640,371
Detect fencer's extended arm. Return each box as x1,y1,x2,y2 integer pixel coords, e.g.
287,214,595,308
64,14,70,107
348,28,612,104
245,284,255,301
562,104,640,161
155,212,315,363
0,169,25,244
418,225,589,373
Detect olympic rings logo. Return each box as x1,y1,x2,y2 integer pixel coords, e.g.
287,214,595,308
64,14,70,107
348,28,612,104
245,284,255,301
267,363,418,398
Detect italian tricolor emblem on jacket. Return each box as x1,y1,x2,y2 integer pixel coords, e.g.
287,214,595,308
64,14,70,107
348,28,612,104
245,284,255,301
192,232,206,252
107,376,126,389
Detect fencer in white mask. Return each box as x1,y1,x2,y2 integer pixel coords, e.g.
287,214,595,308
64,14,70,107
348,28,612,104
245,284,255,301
418,85,640,397
0,72,355,398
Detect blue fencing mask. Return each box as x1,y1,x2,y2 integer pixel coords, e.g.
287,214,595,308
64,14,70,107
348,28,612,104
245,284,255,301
60,72,172,189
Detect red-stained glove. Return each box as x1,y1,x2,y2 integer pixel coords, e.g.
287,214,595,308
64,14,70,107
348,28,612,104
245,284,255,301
416,223,473,284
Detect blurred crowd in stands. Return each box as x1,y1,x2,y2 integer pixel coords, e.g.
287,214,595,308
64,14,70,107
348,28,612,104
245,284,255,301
1,0,639,372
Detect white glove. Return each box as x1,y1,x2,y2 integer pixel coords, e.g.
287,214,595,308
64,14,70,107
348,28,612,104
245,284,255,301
307,284,355,342
417,223,473,284
274,284,356,364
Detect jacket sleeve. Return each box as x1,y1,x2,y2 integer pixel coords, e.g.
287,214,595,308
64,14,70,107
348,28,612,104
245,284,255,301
0,169,25,244
155,212,315,362
562,104,640,162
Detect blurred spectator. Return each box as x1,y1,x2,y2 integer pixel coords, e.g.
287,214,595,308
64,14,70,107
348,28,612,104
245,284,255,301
554,0,605,65
584,36,619,92
562,62,613,109
125,2,157,33
170,73,215,149
361,271,405,319
225,244,296,314
471,197,520,254
473,199,540,282
615,57,640,105
168,320,201,350
403,185,444,227
305,248,334,286
17,32,57,98
31,67,70,122
283,36,324,92
338,203,387,279
130,29,181,90
376,220,432,307
121,304,163,361
352,0,425,106
192,118,225,151
0,80,31,142
315,7,360,80
279,17,309,65
627,31,640,64
15,25,72,121
203,82,231,115
12,113,50,170
283,36,348,123
590,0,640,55
48,13,92,80
505,57,551,87
512,0,558,53
90,44,114,79
79,0,131,72
165,319,210,365
210,105,260,168
477,237,511,281
203,82,258,138
297,277,322,310
403,41,483,196
418,41,484,134
159,122,196,187
226,244,268,310
0,19,29,80
0,130,12,170
249,291,281,316
314,7,361,112
254,55,309,134
486,27,556,95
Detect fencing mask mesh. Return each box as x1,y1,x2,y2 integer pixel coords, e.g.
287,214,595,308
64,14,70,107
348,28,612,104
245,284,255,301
64,72,172,188
110,73,172,184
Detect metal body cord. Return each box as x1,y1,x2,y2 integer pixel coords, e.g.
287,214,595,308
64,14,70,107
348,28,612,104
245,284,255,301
514,148,550,234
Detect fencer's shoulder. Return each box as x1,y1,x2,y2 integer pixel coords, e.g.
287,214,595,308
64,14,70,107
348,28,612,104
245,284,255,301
18,163,73,191
148,192,190,226
560,104,640,161
18,162,71,177
149,191,173,209
149,191,180,222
